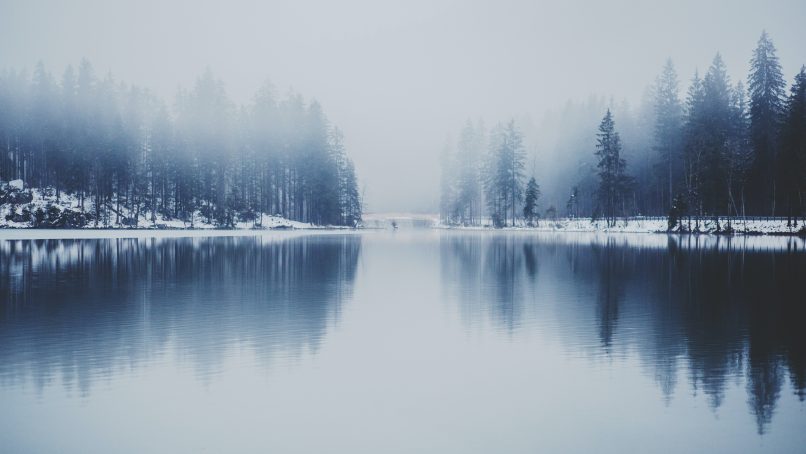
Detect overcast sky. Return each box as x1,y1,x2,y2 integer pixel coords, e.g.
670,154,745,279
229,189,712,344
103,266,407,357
2,0,805,212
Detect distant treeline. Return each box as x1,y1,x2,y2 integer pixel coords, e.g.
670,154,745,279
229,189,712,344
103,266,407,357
441,31,806,228
0,60,362,227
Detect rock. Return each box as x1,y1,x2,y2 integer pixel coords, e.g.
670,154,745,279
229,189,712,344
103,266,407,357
8,179,23,191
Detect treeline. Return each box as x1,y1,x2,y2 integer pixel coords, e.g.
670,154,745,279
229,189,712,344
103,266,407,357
0,60,362,227
441,31,806,228
441,119,536,227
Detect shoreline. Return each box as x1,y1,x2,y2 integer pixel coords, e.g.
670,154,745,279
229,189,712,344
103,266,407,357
436,226,806,236
0,227,362,241
435,217,806,237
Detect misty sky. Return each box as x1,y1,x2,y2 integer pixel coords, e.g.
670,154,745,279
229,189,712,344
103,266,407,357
2,0,805,212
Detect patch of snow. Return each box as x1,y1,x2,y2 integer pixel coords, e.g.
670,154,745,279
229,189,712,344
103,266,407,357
8,179,23,190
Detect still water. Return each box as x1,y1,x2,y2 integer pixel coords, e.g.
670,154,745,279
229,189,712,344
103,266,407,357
0,230,804,453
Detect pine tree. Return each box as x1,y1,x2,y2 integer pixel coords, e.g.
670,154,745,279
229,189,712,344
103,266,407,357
682,70,706,224
748,30,786,215
523,176,540,226
700,53,733,217
653,59,683,212
726,81,752,219
594,110,631,226
330,127,362,226
455,120,484,225
482,125,505,227
480,122,525,227
499,120,526,226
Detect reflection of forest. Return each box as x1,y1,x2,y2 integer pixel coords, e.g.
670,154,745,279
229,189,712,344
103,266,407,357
441,233,806,434
0,235,361,395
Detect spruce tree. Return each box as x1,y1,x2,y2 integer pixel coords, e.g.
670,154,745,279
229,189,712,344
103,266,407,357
653,59,683,211
594,110,631,226
701,53,733,217
726,81,752,219
482,124,505,227
683,71,706,223
523,176,540,226
498,120,526,226
748,30,786,214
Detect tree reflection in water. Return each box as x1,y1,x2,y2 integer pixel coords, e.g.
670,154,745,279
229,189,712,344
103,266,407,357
0,234,361,395
441,233,806,434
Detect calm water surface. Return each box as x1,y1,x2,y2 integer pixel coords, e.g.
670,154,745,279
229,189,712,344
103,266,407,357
0,230,804,453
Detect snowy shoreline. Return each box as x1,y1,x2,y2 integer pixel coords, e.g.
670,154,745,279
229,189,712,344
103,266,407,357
436,217,806,236
0,228,362,241
1,181,354,233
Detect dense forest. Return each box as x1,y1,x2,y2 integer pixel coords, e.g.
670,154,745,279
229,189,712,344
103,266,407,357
0,60,362,228
441,31,806,229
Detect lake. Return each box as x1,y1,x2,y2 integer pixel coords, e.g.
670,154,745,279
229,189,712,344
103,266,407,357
1,230,804,453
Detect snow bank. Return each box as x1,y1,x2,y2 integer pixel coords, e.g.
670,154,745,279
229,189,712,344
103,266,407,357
0,183,327,231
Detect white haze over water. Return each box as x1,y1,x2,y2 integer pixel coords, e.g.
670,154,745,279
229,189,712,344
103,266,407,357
1,0,805,212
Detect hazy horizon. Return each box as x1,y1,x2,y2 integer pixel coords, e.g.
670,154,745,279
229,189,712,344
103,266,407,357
2,0,805,212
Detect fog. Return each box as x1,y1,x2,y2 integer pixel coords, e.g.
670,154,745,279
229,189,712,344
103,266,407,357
2,0,805,213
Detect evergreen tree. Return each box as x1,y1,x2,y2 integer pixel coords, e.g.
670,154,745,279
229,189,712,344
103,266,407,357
488,120,526,226
455,120,483,225
523,176,540,226
682,70,706,223
481,125,504,227
330,127,362,226
748,31,786,214
726,81,752,218
700,53,733,217
594,110,631,226
653,59,683,212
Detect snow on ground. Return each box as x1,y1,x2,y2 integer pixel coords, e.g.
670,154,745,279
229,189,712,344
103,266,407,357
437,216,806,235
0,183,330,231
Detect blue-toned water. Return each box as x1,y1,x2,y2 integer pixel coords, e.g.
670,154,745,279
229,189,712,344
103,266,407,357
0,231,804,453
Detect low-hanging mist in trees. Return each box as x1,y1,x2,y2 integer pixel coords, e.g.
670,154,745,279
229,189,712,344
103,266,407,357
594,110,632,226
0,60,362,227
440,30,806,228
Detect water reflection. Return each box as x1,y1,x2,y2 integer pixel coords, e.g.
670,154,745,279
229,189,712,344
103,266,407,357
2,231,804,448
440,233,806,434
0,234,361,395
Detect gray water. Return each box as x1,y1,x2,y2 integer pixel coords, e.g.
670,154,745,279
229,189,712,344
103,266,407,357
1,230,805,453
